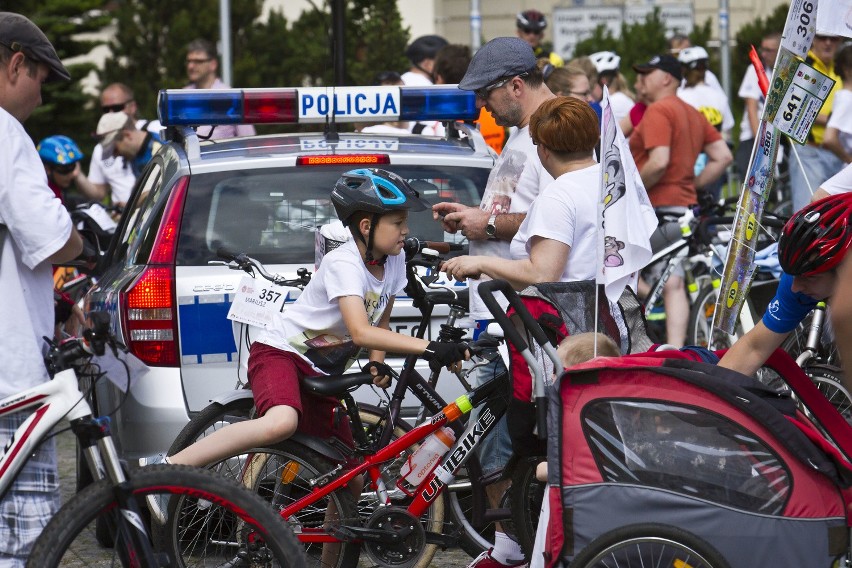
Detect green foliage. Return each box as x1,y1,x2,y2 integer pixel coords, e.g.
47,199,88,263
1,0,109,153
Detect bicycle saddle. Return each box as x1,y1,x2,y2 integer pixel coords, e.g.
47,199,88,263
302,372,375,396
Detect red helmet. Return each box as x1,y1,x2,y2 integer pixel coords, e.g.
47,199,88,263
778,192,852,276
516,10,547,32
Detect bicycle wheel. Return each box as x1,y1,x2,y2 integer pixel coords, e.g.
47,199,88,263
508,458,545,558
446,452,499,558
571,523,732,568
27,464,305,567
687,284,742,349
804,364,852,419
238,441,361,568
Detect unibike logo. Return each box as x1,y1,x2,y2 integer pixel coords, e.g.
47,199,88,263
726,281,739,308
421,408,496,502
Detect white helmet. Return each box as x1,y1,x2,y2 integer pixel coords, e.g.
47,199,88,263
677,46,709,68
589,51,620,74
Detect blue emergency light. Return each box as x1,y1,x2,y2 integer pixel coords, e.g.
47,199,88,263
157,85,478,126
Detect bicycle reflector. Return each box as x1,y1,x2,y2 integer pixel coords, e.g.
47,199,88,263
158,86,479,126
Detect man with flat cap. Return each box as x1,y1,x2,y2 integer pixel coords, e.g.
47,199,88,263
629,54,732,349
0,11,82,563
431,36,555,568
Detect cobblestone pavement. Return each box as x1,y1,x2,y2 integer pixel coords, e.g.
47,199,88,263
55,428,473,567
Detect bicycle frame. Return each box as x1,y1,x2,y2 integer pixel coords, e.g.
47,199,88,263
269,371,508,545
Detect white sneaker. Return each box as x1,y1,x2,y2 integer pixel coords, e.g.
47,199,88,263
138,453,170,523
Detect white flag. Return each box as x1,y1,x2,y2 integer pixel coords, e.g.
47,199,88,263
597,86,658,303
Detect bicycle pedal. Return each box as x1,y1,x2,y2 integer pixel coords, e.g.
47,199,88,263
326,524,359,542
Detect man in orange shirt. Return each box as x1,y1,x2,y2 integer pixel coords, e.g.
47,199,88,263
629,54,732,347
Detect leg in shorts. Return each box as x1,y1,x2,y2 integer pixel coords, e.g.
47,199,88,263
248,342,354,450
470,354,512,476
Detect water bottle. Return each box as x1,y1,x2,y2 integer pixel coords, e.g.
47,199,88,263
398,427,456,489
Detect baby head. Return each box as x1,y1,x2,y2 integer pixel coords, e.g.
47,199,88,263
557,332,620,368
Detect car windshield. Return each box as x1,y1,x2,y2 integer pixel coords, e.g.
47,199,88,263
176,165,489,265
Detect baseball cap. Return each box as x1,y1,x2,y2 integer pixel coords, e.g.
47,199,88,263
96,111,134,158
632,54,683,82
0,12,70,82
459,37,537,91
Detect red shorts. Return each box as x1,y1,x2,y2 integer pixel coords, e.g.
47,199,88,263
247,342,354,448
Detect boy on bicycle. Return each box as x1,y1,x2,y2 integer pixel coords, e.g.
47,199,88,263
718,193,851,377
143,169,469,476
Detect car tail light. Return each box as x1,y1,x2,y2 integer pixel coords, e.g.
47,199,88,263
120,177,189,366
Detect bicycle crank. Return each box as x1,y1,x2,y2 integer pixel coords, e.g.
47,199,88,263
362,507,426,568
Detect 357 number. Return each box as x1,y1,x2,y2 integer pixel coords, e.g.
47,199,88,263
782,93,802,122
259,288,281,302
797,1,814,36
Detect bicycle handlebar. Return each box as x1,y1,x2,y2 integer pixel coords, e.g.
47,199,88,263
216,247,311,287
403,237,464,257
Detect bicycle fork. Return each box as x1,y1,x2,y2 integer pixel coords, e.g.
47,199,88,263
72,416,167,567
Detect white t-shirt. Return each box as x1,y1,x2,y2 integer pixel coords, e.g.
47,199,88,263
677,83,735,136
510,164,601,282
468,125,553,319
256,239,406,375
0,107,73,397
827,90,852,155
609,91,635,121
820,161,852,195
88,119,162,204
401,71,432,87
737,65,773,141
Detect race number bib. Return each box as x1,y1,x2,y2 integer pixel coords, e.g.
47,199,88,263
227,275,298,328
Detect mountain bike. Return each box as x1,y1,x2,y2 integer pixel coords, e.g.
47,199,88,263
22,312,304,567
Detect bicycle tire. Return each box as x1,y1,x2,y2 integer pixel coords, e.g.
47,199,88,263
686,284,742,349
27,464,305,568
508,458,545,559
804,364,852,418
571,523,732,568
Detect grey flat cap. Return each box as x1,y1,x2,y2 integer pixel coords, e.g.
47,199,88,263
459,37,536,91
0,12,69,82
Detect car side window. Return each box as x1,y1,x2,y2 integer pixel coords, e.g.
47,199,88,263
113,163,163,264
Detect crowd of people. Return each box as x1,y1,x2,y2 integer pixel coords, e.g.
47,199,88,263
1,7,851,567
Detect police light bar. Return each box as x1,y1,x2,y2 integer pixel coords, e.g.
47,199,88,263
157,86,478,126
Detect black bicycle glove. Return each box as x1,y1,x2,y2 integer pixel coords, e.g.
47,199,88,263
423,341,469,372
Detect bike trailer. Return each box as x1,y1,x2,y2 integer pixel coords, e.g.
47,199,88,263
545,354,852,568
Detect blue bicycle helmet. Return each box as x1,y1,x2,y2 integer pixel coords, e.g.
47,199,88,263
331,168,431,264
37,135,84,166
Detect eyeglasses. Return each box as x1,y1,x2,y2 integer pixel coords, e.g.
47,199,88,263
569,90,593,99
101,100,132,113
814,35,841,42
53,164,75,175
519,28,543,36
186,57,213,65
474,72,529,100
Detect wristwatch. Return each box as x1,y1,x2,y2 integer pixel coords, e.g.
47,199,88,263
485,214,498,239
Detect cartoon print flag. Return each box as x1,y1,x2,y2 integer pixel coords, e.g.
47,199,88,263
598,86,658,303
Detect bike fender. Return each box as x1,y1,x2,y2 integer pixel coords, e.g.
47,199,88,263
288,432,349,464
208,389,254,406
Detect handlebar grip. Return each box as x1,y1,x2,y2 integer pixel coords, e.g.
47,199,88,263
477,280,551,351
762,215,788,229
216,247,240,262
403,237,465,257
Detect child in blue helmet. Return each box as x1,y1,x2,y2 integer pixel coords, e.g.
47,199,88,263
37,135,104,206
143,168,469,494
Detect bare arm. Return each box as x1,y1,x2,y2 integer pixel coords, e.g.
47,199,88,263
717,320,789,377
695,139,733,190
639,146,670,190
822,126,852,164
339,295,430,355
71,163,107,202
47,227,84,264
441,237,570,289
812,187,832,202
831,256,852,393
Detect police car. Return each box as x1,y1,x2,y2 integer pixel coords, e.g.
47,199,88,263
85,85,495,460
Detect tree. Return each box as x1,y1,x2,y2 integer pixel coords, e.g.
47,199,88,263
733,3,789,95
2,1,110,153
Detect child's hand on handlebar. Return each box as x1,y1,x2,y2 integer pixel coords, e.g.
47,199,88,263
361,361,393,389
423,341,470,372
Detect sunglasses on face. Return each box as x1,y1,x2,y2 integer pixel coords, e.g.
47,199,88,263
102,100,132,113
474,72,529,100
53,164,75,175
520,28,543,35
186,57,213,65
